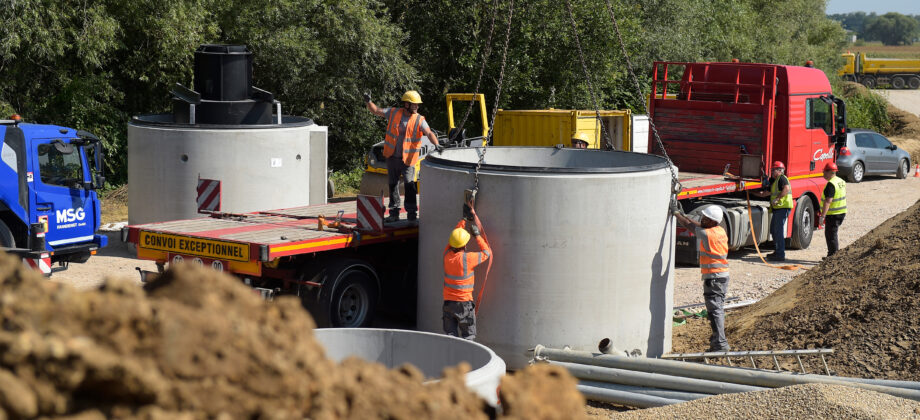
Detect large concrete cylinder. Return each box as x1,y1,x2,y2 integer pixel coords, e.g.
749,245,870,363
418,147,675,369
128,116,327,225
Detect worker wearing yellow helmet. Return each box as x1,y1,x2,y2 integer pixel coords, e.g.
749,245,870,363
442,201,491,340
571,131,592,149
364,90,440,223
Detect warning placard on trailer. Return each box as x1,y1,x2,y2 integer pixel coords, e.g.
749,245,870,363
138,231,250,262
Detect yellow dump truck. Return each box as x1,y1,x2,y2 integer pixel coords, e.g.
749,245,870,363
839,52,920,89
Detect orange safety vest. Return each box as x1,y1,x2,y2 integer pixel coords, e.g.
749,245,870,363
698,226,729,279
443,222,492,301
383,108,426,166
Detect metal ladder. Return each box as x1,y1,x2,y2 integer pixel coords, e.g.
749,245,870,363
662,349,834,375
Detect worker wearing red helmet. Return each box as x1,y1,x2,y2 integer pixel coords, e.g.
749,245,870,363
818,162,847,258
753,161,793,261
442,201,491,340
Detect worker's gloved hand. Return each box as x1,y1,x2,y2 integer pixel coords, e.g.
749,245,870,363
470,224,481,236
669,197,681,215
435,144,445,153
363,92,371,103
463,202,473,221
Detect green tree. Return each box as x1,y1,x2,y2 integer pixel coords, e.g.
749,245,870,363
864,12,920,46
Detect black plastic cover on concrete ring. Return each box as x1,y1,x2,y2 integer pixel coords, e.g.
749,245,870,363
130,114,314,129
424,146,670,174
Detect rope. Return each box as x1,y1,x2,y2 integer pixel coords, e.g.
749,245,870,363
563,0,612,150
602,0,681,196
452,0,501,147
471,209,493,315
746,191,802,271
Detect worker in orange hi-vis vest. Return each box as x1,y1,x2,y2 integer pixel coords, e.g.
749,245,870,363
442,202,491,340
364,90,440,223
673,204,731,352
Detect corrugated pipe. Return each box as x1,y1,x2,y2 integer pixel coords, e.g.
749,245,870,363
551,361,762,395
533,345,920,401
578,380,712,401
576,384,683,408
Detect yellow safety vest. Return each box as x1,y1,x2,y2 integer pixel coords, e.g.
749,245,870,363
770,175,793,210
822,176,847,215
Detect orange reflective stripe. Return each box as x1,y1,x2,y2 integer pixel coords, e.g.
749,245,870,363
382,109,404,158
402,114,424,166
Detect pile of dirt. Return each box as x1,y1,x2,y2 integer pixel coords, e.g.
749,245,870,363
674,199,920,380
611,384,920,419
887,105,920,165
0,256,586,419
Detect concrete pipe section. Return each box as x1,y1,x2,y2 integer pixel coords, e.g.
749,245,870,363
314,328,505,406
418,147,676,369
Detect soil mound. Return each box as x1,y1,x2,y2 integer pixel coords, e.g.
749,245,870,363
610,384,920,419
0,256,585,419
887,105,920,165
674,199,920,380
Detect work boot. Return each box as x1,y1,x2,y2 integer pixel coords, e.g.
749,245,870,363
766,254,785,262
707,344,731,352
384,212,400,223
407,212,417,222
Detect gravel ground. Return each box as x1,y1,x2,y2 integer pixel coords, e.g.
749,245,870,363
875,89,920,118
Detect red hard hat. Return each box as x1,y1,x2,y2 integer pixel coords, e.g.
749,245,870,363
824,162,838,171
772,161,785,169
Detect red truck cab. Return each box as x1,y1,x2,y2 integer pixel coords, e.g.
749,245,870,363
648,61,847,262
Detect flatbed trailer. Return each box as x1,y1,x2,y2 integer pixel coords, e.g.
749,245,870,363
127,197,419,327
648,61,847,263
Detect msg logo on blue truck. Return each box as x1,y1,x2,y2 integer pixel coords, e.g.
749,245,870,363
56,207,86,228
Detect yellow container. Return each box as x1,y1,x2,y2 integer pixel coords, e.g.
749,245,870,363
491,109,632,150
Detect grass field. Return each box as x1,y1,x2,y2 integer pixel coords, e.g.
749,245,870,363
843,42,920,58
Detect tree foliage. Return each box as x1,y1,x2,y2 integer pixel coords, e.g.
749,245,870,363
863,12,920,46
1,0,848,183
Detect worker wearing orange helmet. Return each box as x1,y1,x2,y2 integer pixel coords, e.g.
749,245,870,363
818,162,847,258
753,161,793,261
673,204,731,352
364,90,440,223
442,202,491,340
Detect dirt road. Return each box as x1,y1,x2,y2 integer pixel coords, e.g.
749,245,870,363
875,89,920,117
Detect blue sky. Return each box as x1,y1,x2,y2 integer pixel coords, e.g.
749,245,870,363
827,0,920,15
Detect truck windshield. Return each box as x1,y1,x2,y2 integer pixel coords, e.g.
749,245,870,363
38,143,84,188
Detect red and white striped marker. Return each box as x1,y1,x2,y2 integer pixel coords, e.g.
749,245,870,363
197,178,222,213
22,254,51,276
356,194,385,232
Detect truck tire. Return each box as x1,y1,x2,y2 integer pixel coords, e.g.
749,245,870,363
789,195,814,250
0,220,14,248
897,159,910,179
848,161,864,183
860,75,876,89
328,267,378,328
909,76,920,90
892,76,906,89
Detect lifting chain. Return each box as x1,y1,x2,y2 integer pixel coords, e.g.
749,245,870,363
602,0,682,197
473,0,514,192
563,0,613,150
452,0,501,147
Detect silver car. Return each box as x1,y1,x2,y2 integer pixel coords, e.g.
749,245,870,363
836,129,911,182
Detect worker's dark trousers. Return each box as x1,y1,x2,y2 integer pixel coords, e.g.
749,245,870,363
443,300,476,340
386,157,418,215
770,208,791,259
703,277,729,350
824,213,846,256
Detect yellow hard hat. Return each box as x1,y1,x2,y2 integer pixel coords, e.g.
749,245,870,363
449,227,471,248
401,90,423,104
572,131,591,144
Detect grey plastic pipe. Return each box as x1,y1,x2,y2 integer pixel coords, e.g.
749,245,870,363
796,374,920,391
552,361,762,394
578,380,712,401
533,345,920,401
577,384,684,408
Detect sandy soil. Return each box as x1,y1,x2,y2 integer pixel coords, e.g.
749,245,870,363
874,89,920,118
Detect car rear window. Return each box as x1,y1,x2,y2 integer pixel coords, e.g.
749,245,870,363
855,133,874,148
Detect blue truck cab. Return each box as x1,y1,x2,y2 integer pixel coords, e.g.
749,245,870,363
1,116,107,272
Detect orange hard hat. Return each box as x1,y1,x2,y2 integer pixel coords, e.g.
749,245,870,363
824,162,838,172
772,161,785,169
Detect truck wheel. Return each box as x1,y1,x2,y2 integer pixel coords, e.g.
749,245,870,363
329,268,378,328
910,77,920,90
0,220,14,248
848,161,864,183
860,75,876,89
897,159,910,179
892,77,906,89
789,196,814,250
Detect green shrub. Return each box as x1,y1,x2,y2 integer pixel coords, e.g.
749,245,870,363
330,167,364,196
834,81,890,133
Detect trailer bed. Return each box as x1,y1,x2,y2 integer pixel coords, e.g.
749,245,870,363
128,197,418,266
676,171,761,200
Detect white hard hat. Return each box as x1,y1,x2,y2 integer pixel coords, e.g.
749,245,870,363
700,206,723,224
